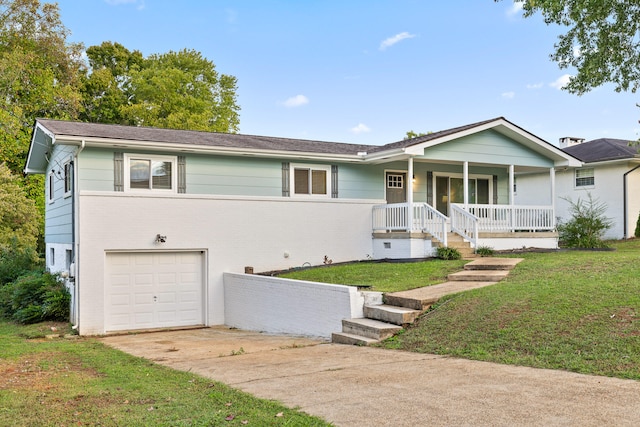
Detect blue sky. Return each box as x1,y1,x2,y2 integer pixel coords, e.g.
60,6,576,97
55,0,640,146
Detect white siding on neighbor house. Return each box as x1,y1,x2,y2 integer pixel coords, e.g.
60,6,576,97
75,192,380,335
224,273,365,338
45,144,76,244
517,163,640,240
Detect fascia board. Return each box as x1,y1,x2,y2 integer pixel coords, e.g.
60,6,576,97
24,122,56,175
52,136,366,163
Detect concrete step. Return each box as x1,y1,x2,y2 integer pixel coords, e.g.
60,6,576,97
464,257,523,271
448,269,510,282
383,293,438,311
331,331,380,346
364,304,422,326
341,318,402,340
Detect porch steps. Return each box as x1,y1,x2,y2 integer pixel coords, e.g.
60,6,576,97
332,257,523,345
441,232,475,258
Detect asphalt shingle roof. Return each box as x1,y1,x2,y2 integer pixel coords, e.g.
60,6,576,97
562,138,639,163
36,117,509,156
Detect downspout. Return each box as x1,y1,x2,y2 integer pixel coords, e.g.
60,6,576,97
71,140,85,329
623,165,640,238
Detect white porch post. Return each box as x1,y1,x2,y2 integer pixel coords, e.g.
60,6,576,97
407,156,414,232
463,161,469,207
509,165,515,232
550,167,556,227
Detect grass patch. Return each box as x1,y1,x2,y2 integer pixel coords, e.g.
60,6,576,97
378,239,640,380
278,259,467,293
0,321,330,426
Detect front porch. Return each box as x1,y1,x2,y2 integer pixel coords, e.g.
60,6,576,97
371,202,558,258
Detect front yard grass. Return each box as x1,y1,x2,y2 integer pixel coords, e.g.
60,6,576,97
379,239,640,380
0,322,330,426
279,258,467,293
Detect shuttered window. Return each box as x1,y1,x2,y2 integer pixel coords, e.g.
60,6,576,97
289,163,332,198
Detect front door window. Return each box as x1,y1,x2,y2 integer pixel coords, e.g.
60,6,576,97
435,176,491,215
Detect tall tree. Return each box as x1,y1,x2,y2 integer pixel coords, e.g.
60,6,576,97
0,0,85,174
82,45,240,133
503,0,640,95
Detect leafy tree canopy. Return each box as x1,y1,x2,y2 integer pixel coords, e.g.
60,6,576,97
0,164,40,252
503,0,640,95
82,43,240,133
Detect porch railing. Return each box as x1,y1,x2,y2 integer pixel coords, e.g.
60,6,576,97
450,204,478,249
460,204,555,232
372,202,448,246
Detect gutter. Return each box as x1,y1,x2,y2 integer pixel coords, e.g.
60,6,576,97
623,164,640,238
71,140,86,329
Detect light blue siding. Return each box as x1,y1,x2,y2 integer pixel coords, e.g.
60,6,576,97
419,129,554,168
45,145,75,244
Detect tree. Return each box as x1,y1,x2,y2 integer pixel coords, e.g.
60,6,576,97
404,130,430,140
0,164,40,252
0,0,85,175
82,45,240,133
503,0,640,95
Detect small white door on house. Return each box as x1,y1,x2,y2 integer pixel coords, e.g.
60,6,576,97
105,251,204,332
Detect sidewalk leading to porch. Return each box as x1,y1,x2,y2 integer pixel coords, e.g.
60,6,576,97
332,257,523,345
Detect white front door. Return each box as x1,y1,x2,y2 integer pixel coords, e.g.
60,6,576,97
105,251,204,332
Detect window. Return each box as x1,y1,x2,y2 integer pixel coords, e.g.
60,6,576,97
575,168,595,187
387,174,404,189
63,162,72,197
49,248,55,267
48,171,55,203
291,164,330,197
124,154,176,192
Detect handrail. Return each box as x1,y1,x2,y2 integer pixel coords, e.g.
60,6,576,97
461,204,555,232
372,202,448,246
450,204,478,249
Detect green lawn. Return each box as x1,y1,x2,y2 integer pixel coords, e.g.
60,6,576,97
0,322,330,427
279,258,468,292
379,239,640,380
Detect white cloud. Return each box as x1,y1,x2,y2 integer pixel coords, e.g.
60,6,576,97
506,1,524,16
502,91,515,99
550,74,573,90
379,32,416,51
283,94,309,108
526,82,544,89
350,123,371,134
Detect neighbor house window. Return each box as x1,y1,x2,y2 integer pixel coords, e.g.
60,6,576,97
575,168,595,187
63,162,72,197
291,164,330,197
124,154,177,192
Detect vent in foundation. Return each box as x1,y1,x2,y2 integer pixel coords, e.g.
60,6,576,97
383,242,391,249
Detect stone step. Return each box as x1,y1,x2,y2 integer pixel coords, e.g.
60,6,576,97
364,304,422,326
341,318,403,340
383,293,438,311
463,257,523,271
448,269,510,282
331,331,380,346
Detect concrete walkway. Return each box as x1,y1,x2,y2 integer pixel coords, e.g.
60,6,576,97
102,327,640,426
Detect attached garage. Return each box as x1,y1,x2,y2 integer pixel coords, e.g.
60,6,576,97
105,251,205,332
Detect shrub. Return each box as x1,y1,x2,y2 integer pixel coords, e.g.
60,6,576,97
436,246,462,260
475,246,494,257
0,271,70,324
0,239,42,286
557,193,612,248
635,211,640,238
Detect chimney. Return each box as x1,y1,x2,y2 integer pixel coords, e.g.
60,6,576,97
559,137,585,148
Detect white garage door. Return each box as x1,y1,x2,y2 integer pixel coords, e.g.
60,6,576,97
106,252,204,332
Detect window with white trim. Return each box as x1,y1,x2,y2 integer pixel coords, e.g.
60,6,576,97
387,174,404,189
63,162,72,197
575,168,595,187
48,171,55,203
291,164,331,197
124,154,177,192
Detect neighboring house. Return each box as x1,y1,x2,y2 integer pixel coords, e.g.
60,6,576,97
24,117,580,335
515,137,640,240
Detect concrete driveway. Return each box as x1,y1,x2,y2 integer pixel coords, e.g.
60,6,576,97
102,327,640,426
